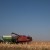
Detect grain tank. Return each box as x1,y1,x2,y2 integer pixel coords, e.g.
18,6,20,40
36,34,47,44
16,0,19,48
2,35,12,42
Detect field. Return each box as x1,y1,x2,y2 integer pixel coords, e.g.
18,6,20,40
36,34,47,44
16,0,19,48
0,41,50,50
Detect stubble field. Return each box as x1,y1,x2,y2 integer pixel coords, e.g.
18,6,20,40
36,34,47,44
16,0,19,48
0,41,50,50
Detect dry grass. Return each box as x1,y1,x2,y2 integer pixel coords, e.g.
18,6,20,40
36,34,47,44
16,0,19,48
0,41,50,50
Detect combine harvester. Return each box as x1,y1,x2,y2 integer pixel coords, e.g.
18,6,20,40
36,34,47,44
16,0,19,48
0,32,32,44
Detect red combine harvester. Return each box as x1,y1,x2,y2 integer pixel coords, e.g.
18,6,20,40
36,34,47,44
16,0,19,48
0,32,32,44
11,32,32,43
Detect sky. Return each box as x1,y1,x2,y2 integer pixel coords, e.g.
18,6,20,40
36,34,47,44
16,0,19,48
0,0,50,41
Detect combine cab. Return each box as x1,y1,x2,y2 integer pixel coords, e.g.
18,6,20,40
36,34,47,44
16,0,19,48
1,32,32,43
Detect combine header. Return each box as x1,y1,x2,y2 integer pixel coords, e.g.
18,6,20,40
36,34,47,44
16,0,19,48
0,32,32,43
